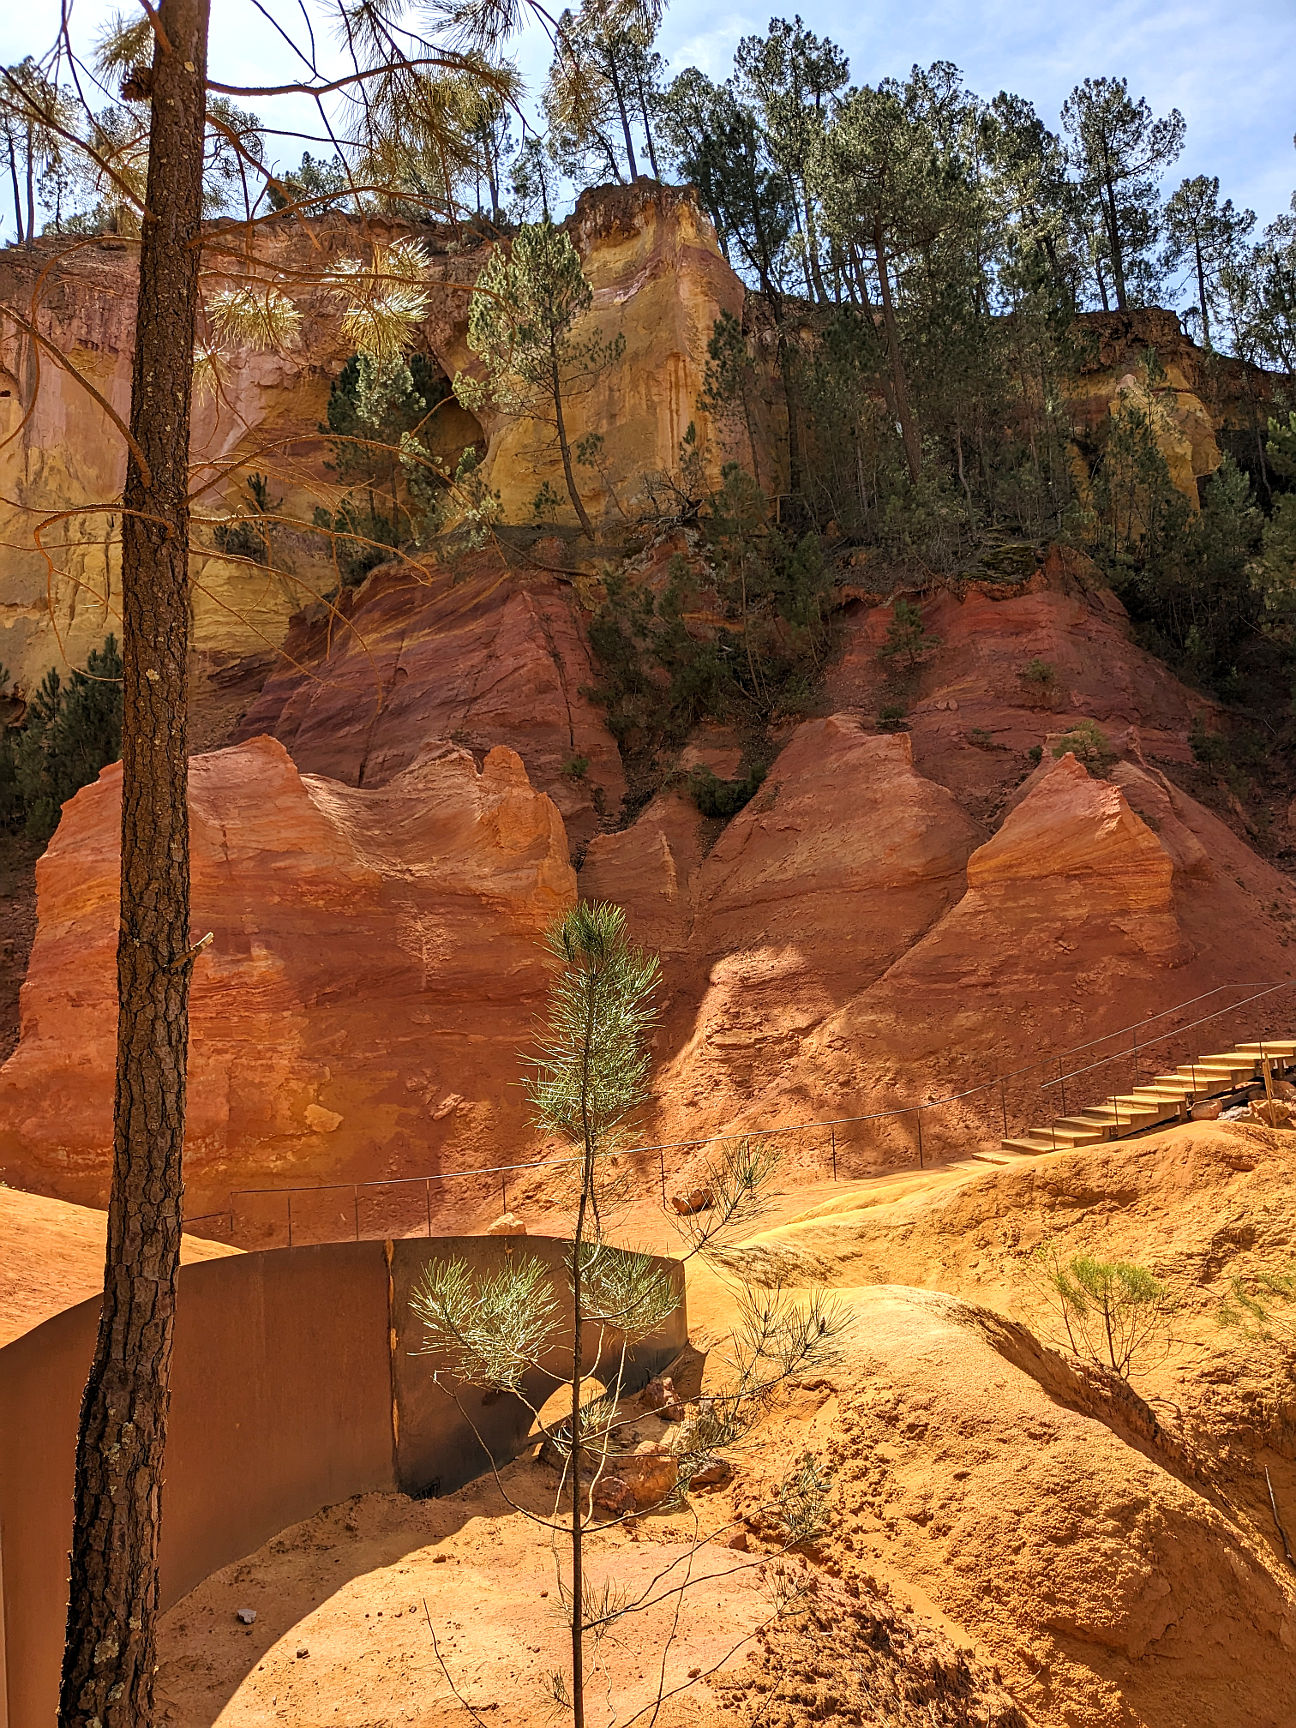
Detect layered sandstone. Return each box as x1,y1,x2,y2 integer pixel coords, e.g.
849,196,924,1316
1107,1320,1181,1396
830,546,1217,801
0,735,574,1213
1067,307,1275,505
236,551,625,849
0,185,756,690
582,576,1296,1161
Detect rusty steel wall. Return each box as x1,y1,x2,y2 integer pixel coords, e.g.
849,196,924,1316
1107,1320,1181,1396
0,1234,686,1728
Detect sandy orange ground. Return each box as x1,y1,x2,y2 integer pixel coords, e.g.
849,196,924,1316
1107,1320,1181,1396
0,1184,237,1346
13,1124,1296,1727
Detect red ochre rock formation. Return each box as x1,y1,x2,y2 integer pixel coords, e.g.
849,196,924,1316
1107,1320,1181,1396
581,564,1296,1157
641,740,1296,1161
5,545,1296,1213
236,554,624,851
830,547,1216,803
0,735,574,1214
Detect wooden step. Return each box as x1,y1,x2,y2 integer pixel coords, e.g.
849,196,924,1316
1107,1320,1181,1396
1109,1094,1182,1113
1169,1061,1256,1083
1125,1087,1190,1103
1077,1104,1162,1128
1237,1040,1296,1057
1047,1119,1110,1144
1000,1135,1065,1155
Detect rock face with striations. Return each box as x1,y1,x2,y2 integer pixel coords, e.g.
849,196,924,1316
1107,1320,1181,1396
582,588,1296,1166
0,184,759,691
236,551,625,850
0,735,574,1215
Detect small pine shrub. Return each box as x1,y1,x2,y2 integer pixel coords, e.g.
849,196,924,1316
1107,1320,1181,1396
1029,1244,1178,1381
1187,714,1230,768
877,704,909,732
877,598,939,669
1051,720,1114,776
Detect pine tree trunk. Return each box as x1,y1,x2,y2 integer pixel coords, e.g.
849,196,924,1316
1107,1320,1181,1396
606,61,639,182
634,63,659,179
873,216,921,483
24,124,35,248
1194,238,1211,350
58,1,209,1721
551,341,594,540
1102,169,1127,311
7,141,23,246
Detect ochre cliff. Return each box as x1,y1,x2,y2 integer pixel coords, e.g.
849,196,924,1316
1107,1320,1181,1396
1067,307,1276,503
0,735,573,1214
0,184,755,690
233,548,625,849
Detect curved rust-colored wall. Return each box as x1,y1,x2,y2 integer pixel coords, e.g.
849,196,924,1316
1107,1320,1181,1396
0,1234,685,1728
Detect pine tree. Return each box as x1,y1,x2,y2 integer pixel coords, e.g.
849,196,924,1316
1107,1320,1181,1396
545,0,664,186
1161,175,1255,350
1060,76,1185,312
454,219,624,538
410,902,843,1728
733,17,848,302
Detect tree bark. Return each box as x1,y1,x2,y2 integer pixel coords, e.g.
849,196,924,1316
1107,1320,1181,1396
1194,236,1211,350
873,215,921,482
605,59,639,182
550,340,595,540
7,139,24,245
24,123,35,248
1101,162,1127,311
58,1,209,1722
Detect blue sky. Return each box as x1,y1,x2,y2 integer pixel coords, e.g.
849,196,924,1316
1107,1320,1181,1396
3,0,1294,228
658,0,1296,227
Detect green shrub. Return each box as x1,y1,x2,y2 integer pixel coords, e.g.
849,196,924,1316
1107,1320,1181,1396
877,598,939,669
1029,1244,1177,1381
1187,714,1230,767
0,637,123,841
311,497,401,586
877,704,909,732
212,471,279,566
686,763,765,819
1051,719,1114,775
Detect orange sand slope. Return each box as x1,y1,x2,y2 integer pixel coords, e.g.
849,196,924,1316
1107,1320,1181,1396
155,1121,1296,1728
0,1184,238,1348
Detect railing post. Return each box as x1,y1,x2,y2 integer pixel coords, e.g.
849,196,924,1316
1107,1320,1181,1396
1058,1056,1067,1117
830,1124,837,1181
659,1144,667,1204
501,1173,508,1215
425,1181,432,1239
1000,1078,1008,1137
915,1109,924,1170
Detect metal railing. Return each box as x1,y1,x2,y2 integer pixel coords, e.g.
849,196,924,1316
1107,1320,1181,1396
181,976,1296,1251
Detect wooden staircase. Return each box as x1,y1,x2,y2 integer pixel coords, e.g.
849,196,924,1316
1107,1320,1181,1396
982,1038,1296,1165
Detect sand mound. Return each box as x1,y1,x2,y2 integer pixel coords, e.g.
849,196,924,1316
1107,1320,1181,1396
149,1124,1296,1727
0,1184,237,1347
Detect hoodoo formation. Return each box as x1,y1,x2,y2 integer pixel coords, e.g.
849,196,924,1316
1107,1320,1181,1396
1,8,1296,1728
